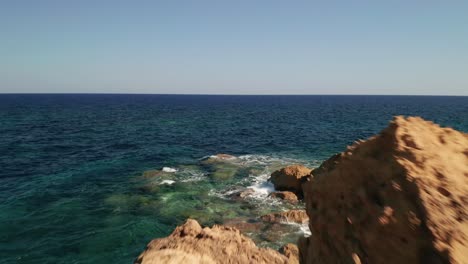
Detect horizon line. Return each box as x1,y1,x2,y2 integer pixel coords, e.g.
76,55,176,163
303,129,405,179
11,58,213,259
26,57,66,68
0,93,467,97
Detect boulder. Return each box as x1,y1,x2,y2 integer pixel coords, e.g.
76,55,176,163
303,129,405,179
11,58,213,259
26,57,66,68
270,165,312,196
300,116,468,264
135,219,289,264
261,210,309,224
268,191,299,203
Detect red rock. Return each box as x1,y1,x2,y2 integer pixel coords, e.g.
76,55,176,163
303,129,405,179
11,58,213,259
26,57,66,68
268,191,299,202
261,210,309,224
270,165,312,197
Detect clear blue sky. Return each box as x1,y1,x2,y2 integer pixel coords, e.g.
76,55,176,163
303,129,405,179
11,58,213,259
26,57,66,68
1,0,467,95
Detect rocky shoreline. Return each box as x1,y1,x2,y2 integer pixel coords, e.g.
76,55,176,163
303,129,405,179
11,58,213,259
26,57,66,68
135,116,468,264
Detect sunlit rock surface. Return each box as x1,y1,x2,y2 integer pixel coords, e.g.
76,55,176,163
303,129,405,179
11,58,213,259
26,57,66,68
269,165,312,197
300,116,468,264
135,219,290,264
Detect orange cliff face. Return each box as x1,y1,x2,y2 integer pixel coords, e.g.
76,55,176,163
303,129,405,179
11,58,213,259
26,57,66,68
300,116,468,264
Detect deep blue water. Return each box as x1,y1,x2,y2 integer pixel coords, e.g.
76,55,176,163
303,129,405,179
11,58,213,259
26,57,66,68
0,94,467,263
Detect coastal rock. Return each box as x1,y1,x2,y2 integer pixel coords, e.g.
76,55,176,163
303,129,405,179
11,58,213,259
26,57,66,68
268,191,299,203
270,165,312,196
223,218,263,233
300,116,468,264
228,188,256,200
279,243,299,264
261,210,309,224
135,219,289,264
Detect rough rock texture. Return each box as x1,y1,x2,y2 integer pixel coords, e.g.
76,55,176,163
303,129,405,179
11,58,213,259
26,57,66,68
223,218,263,233
270,165,312,196
279,243,300,264
268,191,299,203
135,219,289,264
300,116,468,264
261,210,309,224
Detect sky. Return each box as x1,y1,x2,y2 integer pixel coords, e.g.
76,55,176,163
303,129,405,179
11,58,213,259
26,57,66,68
1,0,467,95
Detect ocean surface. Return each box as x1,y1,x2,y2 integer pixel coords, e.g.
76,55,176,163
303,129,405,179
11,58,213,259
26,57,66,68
1,94,467,263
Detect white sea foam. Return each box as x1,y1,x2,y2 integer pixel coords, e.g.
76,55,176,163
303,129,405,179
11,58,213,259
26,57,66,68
180,172,205,182
178,168,206,182
162,167,177,173
208,154,237,160
279,219,312,237
247,174,275,198
207,153,320,206
160,180,176,185
299,222,312,237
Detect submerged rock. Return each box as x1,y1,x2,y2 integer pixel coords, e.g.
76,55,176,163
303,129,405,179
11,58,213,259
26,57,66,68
200,154,240,180
228,188,256,200
261,210,309,224
268,191,298,203
269,165,312,197
135,219,289,264
223,218,263,233
300,116,468,264
200,154,237,165
142,169,164,178
213,153,237,160
211,164,239,180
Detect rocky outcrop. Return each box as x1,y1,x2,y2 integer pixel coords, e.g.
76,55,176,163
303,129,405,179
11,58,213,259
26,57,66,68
270,165,312,197
261,210,309,224
300,116,468,264
268,191,299,203
135,219,290,264
279,243,299,264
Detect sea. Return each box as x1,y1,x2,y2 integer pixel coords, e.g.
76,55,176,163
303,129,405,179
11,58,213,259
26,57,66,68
1,94,467,263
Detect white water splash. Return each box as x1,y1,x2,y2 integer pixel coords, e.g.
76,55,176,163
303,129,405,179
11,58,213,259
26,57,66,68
247,174,275,198
160,180,176,185
162,167,177,173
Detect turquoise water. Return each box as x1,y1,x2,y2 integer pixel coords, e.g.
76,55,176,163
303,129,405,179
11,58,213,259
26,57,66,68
1,95,467,263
